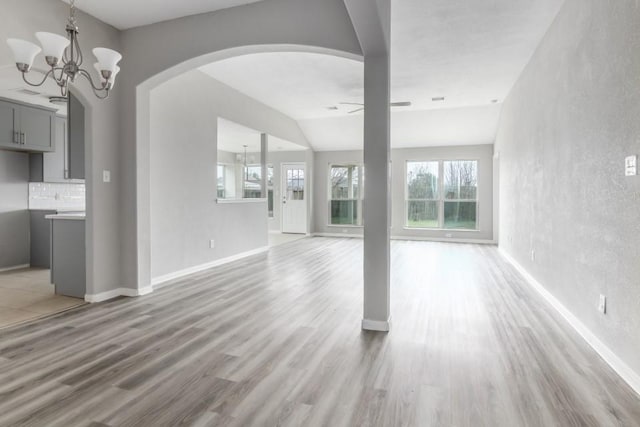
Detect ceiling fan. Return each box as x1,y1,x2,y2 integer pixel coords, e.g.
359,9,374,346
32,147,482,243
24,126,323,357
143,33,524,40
338,101,412,114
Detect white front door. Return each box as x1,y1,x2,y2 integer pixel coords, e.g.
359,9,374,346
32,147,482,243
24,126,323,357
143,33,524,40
281,163,307,234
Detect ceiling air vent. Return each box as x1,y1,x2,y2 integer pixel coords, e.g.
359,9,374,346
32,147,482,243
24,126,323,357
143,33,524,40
15,88,41,96
431,96,445,102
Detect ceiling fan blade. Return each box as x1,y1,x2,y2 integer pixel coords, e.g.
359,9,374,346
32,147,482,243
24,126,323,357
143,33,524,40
339,102,365,106
348,108,364,114
391,101,412,107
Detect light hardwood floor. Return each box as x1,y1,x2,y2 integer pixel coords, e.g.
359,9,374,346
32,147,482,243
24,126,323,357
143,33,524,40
0,268,84,329
0,238,638,426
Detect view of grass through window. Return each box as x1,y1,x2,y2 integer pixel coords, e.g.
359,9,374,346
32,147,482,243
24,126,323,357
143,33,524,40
330,164,364,226
406,160,478,230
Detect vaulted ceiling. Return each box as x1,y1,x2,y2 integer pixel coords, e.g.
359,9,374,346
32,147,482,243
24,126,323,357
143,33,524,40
56,0,565,151
61,0,266,30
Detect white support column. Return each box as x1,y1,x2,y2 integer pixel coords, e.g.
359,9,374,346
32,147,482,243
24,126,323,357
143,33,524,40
362,52,391,332
343,0,392,332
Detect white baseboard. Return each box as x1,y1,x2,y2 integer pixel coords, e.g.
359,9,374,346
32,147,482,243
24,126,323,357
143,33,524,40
312,233,496,245
0,264,30,273
392,235,496,245
151,246,269,288
362,317,391,332
499,248,640,396
313,232,363,239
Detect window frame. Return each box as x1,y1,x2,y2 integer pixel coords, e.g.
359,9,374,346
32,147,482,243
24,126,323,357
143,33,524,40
327,162,364,227
404,159,479,231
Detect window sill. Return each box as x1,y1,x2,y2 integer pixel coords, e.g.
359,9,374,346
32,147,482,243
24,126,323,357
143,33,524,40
216,198,267,204
403,227,480,233
327,224,363,228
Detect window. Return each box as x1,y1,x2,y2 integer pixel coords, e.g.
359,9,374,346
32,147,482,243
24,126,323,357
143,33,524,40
243,165,262,199
406,160,478,230
329,164,364,226
286,168,305,200
217,164,226,198
406,161,439,228
443,160,478,229
267,165,274,218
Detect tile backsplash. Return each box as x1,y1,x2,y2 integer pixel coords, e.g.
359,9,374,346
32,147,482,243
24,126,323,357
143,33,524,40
29,182,85,210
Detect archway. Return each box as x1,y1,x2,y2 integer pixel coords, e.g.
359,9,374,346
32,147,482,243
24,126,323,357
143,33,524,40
133,44,363,293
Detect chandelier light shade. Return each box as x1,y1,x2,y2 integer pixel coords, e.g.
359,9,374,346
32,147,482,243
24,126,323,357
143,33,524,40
94,63,120,89
6,39,41,71
35,32,70,66
5,0,122,100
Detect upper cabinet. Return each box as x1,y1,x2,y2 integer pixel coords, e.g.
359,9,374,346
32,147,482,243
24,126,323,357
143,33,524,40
0,98,55,153
68,92,85,180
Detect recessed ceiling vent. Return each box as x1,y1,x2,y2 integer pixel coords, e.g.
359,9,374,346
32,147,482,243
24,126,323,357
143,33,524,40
432,96,445,102
15,88,41,96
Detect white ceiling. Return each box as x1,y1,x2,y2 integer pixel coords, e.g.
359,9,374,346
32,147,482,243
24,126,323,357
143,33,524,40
62,0,265,30
217,118,307,153
198,0,565,151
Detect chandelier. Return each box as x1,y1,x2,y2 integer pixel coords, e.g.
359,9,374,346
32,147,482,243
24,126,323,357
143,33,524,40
6,0,122,100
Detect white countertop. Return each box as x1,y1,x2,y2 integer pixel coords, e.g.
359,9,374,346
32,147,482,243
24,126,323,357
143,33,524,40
45,212,86,221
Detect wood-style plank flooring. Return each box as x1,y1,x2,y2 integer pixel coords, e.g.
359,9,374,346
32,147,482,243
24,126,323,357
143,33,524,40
0,238,638,426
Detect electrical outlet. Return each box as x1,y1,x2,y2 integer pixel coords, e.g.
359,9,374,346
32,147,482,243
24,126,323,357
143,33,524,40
598,295,607,314
342,229,348,234
103,170,111,183
445,233,453,238
209,239,215,249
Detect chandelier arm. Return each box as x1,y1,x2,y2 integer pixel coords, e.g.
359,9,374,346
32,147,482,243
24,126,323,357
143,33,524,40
74,34,84,67
21,69,55,87
78,69,107,91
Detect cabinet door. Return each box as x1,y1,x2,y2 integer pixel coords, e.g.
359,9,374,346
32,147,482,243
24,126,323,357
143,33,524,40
0,100,20,149
43,117,67,182
20,105,54,152
68,92,85,179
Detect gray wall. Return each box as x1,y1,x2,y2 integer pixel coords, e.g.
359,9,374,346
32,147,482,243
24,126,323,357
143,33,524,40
495,0,640,377
1,0,122,295
314,145,494,241
150,70,313,279
0,151,29,269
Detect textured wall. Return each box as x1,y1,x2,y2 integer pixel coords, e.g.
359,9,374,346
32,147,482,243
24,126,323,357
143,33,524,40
0,151,29,269
496,0,640,376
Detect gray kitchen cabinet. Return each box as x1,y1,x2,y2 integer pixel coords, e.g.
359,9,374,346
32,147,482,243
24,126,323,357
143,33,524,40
68,92,85,180
30,116,77,183
30,210,57,268
49,215,86,298
0,98,55,152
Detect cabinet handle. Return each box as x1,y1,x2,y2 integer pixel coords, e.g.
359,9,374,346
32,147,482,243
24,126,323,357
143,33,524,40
13,131,19,144
21,132,25,145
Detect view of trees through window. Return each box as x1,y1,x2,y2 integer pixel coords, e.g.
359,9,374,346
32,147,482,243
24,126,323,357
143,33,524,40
330,164,363,225
406,160,478,230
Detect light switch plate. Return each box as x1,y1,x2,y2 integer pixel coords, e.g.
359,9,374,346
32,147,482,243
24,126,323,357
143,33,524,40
625,155,637,176
103,170,111,183
598,295,607,314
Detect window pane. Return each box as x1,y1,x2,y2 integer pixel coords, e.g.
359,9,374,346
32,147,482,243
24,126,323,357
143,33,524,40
444,201,477,229
287,168,304,200
331,166,350,199
444,161,477,200
217,164,225,198
407,161,438,199
331,200,359,225
268,189,274,218
267,166,274,187
407,200,438,228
